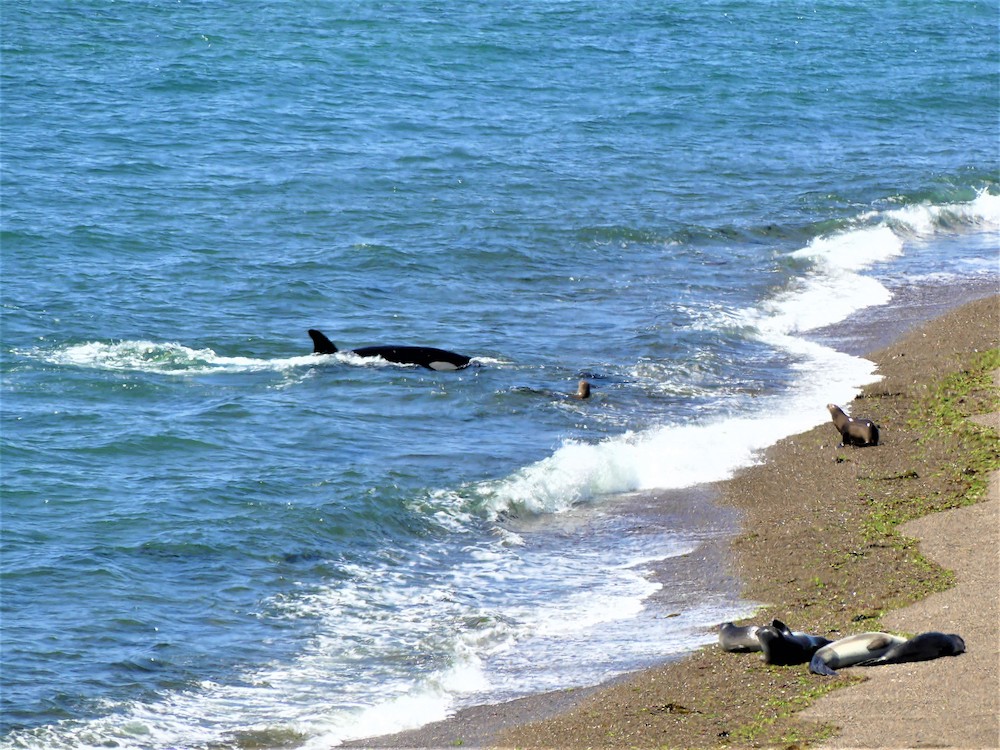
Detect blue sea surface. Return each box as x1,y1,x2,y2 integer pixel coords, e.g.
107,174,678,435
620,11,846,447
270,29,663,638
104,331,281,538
2,2,998,747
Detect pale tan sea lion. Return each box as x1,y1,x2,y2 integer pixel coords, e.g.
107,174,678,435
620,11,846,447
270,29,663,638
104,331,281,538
809,632,908,676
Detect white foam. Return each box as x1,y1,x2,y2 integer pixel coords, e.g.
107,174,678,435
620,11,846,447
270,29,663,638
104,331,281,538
335,350,407,368
790,225,904,271
474,347,873,518
2,519,685,750
44,340,320,376
1,585,494,750
876,188,1000,237
41,340,488,376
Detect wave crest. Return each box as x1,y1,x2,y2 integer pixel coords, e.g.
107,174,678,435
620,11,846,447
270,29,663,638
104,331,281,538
43,340,318,375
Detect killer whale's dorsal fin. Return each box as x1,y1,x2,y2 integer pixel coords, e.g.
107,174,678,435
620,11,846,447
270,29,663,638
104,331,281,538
308,329,339,355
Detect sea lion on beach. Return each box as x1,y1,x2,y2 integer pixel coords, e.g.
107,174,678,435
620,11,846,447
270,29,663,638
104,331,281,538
718,622,762,652
308,329,472,371
809,632,908,676
855,631,966,668
757,620,832,665
827,403,879,447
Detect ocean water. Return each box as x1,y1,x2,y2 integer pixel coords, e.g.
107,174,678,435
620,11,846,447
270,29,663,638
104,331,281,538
1,1,998,748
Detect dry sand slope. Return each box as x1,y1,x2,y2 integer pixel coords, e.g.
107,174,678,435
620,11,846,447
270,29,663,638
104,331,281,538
801,376,999,750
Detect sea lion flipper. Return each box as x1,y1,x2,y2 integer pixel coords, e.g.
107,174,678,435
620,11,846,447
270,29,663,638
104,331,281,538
854,656,887,667
809,653,837,676
866,634,893,651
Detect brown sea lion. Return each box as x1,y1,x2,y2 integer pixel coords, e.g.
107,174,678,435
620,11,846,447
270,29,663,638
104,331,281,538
573,380,591,399
827,403,879,447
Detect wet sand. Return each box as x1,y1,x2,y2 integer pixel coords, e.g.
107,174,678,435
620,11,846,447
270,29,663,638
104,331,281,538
344,293,999,749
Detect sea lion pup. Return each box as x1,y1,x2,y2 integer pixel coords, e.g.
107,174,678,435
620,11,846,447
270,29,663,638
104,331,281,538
809,632,908,676
757,620,832,665
573,380,591,399
718,622,762,652
827,403,879,447
855,631,966,667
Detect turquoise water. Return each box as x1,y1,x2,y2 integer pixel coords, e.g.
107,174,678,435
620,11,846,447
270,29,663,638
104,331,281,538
2,2,998,747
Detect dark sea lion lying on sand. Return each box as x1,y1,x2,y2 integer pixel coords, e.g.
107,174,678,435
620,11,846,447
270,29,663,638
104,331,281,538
854,631,966,668
756,620,832,665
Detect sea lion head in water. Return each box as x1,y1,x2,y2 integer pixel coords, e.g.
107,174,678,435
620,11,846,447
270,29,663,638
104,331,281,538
827,403,879,447
573,380,591,399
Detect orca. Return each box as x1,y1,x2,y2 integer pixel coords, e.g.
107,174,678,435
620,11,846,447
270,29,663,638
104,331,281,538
308,329,473,371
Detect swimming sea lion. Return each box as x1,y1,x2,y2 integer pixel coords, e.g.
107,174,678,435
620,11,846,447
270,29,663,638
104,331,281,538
827,403,879,447
757,620,832,665
308,329,472,371
809,632,908,676
855,631,966,667
573,380,591,399
718,622,762,652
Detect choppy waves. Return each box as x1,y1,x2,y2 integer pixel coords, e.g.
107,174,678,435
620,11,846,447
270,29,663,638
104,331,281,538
4,0,998,738
7,187,994,750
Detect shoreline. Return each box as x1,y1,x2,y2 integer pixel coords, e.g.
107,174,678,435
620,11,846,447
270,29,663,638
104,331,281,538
343,292,999,750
